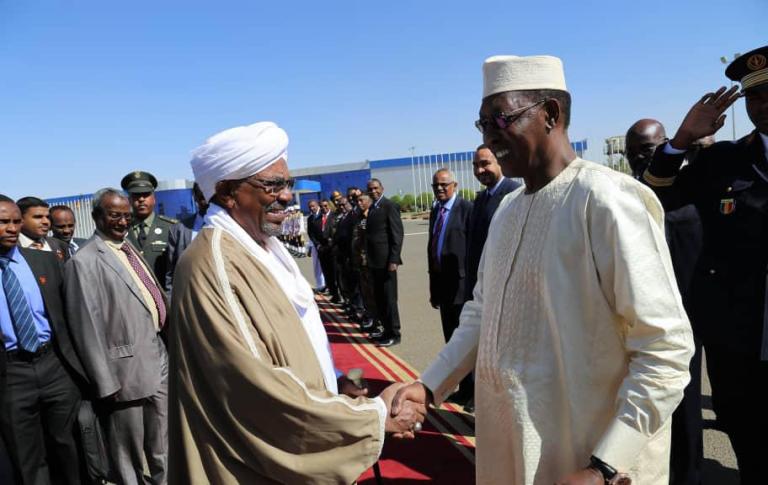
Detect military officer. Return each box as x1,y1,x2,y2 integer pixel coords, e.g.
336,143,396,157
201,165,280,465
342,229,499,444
643,45,768,483
120,171,177,284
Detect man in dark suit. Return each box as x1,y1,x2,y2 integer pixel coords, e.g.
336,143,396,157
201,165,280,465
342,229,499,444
465,145,520,302
428,169,473,401
15,197,69,262
305,199,326,292
310,199,340,302
50,205,87,256
332,197,361,315
65,188,169,485
365,179,404,347
0,194,85,485
121,171,177,284
164,183,209,292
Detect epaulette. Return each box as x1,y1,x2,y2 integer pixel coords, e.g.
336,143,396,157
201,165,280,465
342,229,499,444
158,215,179,224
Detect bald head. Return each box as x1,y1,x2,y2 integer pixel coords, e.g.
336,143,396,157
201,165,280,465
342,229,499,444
625,119,668,178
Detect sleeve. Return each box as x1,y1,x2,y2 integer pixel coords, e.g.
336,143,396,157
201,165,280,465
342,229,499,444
643,142,702,211
420,242,484,404
386,202,404,265
587,178,695,470
63,258,121,399
171,260,387,484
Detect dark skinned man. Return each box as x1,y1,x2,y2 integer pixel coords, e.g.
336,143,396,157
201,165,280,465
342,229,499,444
50,205,87,256
643,45,768,483
15,197,69,262
627,119,705,485
392,54,693,485
164,183,209,292
121,171,177,284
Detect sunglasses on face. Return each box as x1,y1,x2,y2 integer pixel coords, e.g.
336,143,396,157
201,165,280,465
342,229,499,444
244,177,296,195
474,99,547,134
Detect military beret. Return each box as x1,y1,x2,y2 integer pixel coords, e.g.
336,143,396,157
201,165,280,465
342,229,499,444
726,45,768,90
121,171,158,194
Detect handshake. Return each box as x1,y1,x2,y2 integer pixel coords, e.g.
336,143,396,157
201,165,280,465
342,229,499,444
338,371,432,439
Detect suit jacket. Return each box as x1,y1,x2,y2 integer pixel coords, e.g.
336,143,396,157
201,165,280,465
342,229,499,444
0,248,86,382
165,214,197,292
465,177,521,301
365,197,404,270
126,213,176,284
64,234,168,402
332,210,359,256
311,211,336,254
428,197,473,306
307,212,323,248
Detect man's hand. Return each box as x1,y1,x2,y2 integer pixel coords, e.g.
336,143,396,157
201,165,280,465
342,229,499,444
387,262,398,272
670,85,741,149
379,383,427,439
338,375,368,398
391,382,432,416
554,468,604,485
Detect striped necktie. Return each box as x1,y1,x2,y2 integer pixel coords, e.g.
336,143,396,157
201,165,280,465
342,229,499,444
119,244,166,327
0,256,41,352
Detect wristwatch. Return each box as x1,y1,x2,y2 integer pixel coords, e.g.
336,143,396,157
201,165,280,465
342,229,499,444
588,456,631,484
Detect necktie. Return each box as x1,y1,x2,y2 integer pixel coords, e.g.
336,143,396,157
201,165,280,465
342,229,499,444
137,223,148,249
0,257,40,352
119,244,166,328
430,206,446,265
321,214,327,230
30,240,44,250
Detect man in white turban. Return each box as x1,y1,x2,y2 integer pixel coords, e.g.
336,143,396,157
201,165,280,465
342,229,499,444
392,56,694,484
168,122,425,484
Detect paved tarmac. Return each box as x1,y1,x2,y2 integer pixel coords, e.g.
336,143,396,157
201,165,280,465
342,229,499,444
297,217,740,483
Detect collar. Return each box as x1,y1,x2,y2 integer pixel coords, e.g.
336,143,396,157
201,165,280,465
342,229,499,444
487,176,506,195
97,230,125,249
18,233,46,249
134,212,155,227
0,245,20,262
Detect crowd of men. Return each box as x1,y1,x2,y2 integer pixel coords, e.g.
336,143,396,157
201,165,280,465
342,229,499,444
0,44,765,484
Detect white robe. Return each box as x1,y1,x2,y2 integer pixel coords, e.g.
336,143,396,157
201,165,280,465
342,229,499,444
421,159,694,484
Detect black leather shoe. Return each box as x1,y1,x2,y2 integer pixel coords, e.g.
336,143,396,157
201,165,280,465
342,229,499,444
360,318,376,330
463,398,475,414
368,326,385,339
374,336,400,347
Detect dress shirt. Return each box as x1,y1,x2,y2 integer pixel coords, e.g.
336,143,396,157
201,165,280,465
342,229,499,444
98,233,160,331
132,212,155,240
0,246,52,350
18,233,51,251
433,193,457,264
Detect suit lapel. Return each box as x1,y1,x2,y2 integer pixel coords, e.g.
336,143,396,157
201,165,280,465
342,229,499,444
94,239,152,314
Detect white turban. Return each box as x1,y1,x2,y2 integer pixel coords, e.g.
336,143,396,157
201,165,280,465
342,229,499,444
190,121,289,200
482,55,567,99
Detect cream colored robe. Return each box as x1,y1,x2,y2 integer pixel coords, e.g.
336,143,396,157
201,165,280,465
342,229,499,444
169,228,385,484
421,159,694,484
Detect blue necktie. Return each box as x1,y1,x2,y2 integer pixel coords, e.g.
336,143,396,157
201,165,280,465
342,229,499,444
0,257,40,352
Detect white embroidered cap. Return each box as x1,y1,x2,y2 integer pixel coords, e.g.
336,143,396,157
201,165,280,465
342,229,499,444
482,55,568,99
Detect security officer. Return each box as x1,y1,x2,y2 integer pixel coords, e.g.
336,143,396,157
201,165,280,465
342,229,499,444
644,45,768,483
120,171,177,284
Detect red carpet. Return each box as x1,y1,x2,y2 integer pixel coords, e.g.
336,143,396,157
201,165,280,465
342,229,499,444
316,297,476,484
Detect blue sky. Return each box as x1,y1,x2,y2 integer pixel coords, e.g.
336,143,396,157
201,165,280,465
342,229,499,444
1,0,765,199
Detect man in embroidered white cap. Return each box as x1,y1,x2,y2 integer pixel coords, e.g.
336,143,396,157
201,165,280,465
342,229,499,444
393,56,694,484
168,121,425,484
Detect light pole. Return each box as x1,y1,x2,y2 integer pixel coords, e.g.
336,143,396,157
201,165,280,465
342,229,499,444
720,53,741,141
408,146,417,211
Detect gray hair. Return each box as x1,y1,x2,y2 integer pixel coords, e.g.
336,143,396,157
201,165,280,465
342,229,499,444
433,167,455,182
92,188,128,215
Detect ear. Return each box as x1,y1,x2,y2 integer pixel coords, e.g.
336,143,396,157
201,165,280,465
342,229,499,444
543,98,561,130
214,181,237,209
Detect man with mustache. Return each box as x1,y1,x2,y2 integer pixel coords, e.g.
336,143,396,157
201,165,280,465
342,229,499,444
122,171,177,284
393,55,693,484
49,205,88,256
168,122,425,484
15,197,69,262
65,188,169,485
643,44,768,482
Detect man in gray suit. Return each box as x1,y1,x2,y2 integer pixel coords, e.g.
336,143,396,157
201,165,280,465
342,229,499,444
64,188,168,485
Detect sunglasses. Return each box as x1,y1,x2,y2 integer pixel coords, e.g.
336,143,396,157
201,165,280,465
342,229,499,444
474,99,547,134
244,177,296,195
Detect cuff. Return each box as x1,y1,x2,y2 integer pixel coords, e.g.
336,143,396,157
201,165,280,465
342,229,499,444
662,142,687,155
592,419,648,472
370,396,388,460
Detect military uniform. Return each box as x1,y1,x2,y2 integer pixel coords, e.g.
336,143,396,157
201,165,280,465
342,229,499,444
121,171,178,284
644,46,768,482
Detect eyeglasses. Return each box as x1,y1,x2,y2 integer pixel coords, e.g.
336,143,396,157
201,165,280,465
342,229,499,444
431,182,455,189
474,100,547,134
244,177,295,195
106,212,132,223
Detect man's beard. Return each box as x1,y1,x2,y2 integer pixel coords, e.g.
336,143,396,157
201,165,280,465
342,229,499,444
261,200,286,237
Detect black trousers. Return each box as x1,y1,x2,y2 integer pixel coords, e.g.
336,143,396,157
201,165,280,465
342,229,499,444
669,338,702,485
318,249,338,297
370,267,401,338
439,304,473,397
705,342,768,485
0,346,82,485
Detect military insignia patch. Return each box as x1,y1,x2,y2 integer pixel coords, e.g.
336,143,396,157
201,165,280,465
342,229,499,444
38,276,47,285
747,54,767,71
719,198,735,215
154,227,162,235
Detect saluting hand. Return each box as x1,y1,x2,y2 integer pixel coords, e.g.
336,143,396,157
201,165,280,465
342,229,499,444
670,85,741,149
